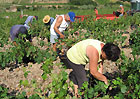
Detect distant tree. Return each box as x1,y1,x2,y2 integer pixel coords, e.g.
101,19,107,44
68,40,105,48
69,0,97,5
95,0,110,5
121,0,131,2
18,0,21,4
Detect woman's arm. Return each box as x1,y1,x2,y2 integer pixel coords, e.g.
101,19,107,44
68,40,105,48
86,45,108,85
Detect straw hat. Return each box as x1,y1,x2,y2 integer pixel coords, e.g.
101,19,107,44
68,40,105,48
43,15,51,23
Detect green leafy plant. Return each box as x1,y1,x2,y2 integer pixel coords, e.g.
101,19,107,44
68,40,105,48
0,6,140,99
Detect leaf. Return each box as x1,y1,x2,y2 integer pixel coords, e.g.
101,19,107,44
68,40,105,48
82,81,88,89
112,80,120,85
104,84,109,89
40,40,45,47
42,64,49,72
59,88,67,98
48,93,55,98
22,91,26,96
41,73,47,80
88,88,94,98
21,80,29,87
62,71,68,81
121,85,127,93
62,83,68,90
24,71,31,78
52,81,57,86
29,94,41,99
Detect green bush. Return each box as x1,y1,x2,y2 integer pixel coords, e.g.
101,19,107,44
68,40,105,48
95,0,110,5
79,5,96,10
63,5,79,10
116,1,124,5
69,0,97,6
17,6,26,11
121,0,131,2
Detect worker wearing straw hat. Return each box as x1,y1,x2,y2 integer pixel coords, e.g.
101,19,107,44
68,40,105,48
43,15,55,26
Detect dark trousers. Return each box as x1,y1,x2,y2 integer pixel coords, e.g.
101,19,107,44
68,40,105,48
115,11,121,17
61,55,88,88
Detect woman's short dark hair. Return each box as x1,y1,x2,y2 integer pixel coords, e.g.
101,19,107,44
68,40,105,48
102,43,120,61
94,7,97,10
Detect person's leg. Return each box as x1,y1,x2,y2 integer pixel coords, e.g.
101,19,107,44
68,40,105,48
63,56,88,87
50,34,58,52
58,33,65,55
69,71,79,97
74,84,79,97
63,56,88,96
70,64,88,97
71,64,88,88
119,13,123,17
115,11,121,17
51,34,65,55
53,43,57,52
60,42,65,55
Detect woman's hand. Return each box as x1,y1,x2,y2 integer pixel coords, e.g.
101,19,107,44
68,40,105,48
104,78,108,85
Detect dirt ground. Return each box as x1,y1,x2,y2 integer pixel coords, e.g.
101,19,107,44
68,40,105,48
0,31,133,97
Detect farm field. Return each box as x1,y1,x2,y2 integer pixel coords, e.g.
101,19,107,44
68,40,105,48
0,2,140,99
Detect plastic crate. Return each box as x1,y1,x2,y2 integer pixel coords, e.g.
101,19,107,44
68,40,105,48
131,0,140,10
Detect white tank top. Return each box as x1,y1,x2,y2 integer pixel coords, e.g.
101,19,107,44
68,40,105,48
50,15,70,35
